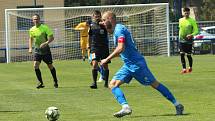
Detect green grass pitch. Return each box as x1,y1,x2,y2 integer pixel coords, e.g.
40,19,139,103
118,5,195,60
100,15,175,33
0,55,214,121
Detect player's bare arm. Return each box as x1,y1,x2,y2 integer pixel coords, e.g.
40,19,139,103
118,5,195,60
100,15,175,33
74,23,84,30
186,34,193,40
101,42,124,65
75,27,85,30
74,25,85,30
40,35,54,48
28,37,33,53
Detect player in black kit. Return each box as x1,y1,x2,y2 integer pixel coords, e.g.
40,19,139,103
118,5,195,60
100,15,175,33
88,10,110,89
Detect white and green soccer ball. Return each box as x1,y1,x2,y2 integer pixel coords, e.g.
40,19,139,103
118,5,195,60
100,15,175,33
45,106,60,121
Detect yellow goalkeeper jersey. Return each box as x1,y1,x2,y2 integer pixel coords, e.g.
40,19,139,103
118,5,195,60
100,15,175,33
75,22,89,37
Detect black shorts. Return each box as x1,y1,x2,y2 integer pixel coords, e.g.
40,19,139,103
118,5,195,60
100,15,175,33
179,43,193,54
34,53,53,64
90,48,110,63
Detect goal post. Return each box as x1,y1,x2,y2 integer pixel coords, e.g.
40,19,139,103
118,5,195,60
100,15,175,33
5,3,170,63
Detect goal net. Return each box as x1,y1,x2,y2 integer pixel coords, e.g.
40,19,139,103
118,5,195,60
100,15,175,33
5,3,169,63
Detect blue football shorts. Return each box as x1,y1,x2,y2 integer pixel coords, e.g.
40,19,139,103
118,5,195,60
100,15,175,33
112,64,156,85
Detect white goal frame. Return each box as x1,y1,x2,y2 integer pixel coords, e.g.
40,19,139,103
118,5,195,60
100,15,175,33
5,3,170,63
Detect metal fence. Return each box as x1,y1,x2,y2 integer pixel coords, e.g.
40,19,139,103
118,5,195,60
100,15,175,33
0,31,6,62
1,21,215,63
169,21,215,55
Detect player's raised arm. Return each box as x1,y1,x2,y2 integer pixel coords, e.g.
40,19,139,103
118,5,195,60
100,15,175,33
101,37,125,65
74,22,85,30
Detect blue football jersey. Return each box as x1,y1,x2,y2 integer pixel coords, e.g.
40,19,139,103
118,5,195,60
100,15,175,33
113,24,146,71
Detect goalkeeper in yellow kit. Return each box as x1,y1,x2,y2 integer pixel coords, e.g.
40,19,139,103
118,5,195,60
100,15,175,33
75,22,90,61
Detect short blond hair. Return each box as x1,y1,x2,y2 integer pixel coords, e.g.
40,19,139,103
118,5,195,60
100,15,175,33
103,11,116,20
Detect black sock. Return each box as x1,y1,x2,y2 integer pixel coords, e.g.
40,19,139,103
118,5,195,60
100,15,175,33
104,69,109,85
187,55,193,68
35,69,43,83
50,67,58,83
180,53,186,69
92,69,98,85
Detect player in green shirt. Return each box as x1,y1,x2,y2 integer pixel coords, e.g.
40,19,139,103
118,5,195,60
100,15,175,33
178,7,198,74
29,14,58,88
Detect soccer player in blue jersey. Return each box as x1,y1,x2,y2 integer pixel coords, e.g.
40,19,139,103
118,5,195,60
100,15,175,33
100,11,184,117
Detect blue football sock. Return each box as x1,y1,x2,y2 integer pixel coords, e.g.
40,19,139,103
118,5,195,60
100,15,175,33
156,83,177,104
97,66,101,73
97,65,104,79
111,86,128,105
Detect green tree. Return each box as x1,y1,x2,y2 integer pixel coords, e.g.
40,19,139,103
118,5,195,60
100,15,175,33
198,0,215,20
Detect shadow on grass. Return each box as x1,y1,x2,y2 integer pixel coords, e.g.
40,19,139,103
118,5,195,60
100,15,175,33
131,113,190,118
39,85,89,89
0,110,25,113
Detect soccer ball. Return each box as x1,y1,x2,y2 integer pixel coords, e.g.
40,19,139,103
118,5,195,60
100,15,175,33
45,106,60,121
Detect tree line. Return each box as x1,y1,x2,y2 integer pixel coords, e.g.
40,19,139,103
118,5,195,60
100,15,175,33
64,0,215,21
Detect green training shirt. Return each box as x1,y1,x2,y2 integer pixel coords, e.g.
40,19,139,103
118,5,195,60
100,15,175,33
29,24,53,55
179,17,198,44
